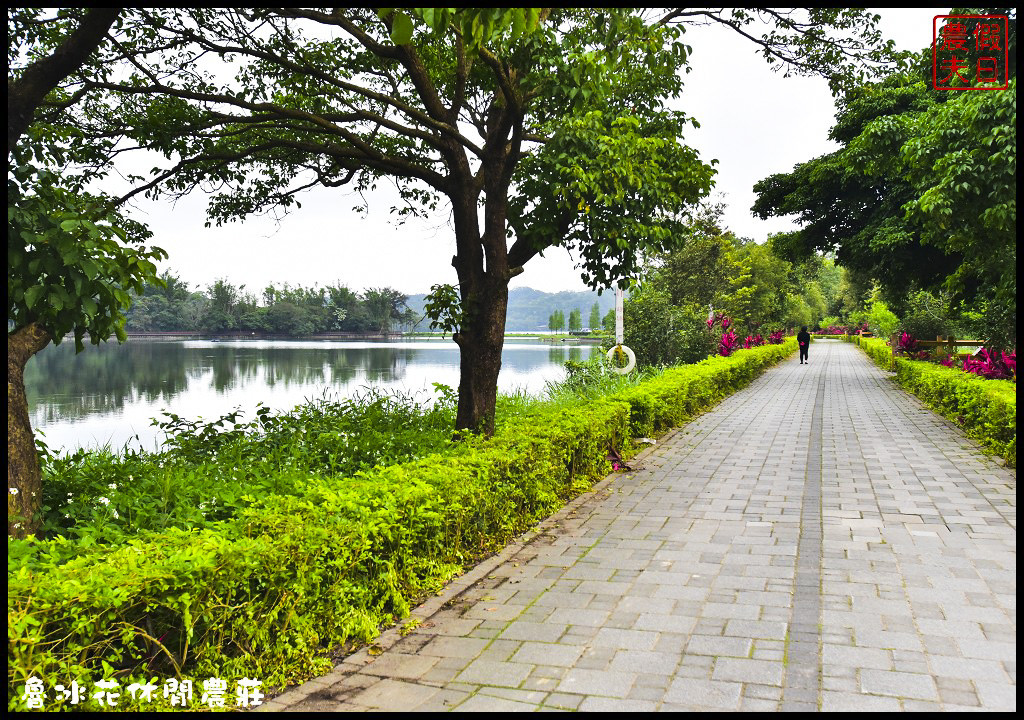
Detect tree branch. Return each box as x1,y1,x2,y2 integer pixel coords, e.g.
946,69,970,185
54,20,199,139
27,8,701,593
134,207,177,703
8,7,121,154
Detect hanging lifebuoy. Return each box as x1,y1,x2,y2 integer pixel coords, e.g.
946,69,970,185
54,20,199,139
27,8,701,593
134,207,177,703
607,344,636,374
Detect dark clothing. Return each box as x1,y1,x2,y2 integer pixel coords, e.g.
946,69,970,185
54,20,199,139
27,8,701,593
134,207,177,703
797,331,811,363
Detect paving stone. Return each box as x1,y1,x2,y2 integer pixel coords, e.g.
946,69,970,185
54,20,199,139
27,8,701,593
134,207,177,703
859,669,939,700
712,657,785,686
607,649,679,674
556,668,636,698
822,643,893,671
453,659,534,688
361,652,440,680
577,697,658,712
510,642,585,667
685,634,753,658
929,655,1009,681
346,679,441,710
820,690,901,711
974,679,1017,710
419,635,490,660
591,627,660,651
451,693,541,712
664,678,742,709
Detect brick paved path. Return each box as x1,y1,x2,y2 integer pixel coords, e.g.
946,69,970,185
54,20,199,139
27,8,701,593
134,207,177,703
265,340,1016,712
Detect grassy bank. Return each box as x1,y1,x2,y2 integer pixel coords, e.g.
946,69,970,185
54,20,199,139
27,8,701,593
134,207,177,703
9,340,795,711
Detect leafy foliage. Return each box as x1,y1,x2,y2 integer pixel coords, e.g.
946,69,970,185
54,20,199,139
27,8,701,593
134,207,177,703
422,283,462,337
37,388,458,545
568,308,583,332
8,164,165,351
622,288,715,367
125,272,418,335
866,299,900,339
962,348,1016,381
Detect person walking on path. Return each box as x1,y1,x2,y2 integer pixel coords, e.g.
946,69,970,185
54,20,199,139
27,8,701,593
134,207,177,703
797,326,810,364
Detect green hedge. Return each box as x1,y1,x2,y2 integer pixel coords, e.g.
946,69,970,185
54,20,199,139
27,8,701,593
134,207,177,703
847,335,1016,466
8,340,795,709
611,340,797,437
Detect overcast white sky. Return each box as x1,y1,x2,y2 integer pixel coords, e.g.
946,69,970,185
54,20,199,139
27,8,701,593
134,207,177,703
117,8,947,296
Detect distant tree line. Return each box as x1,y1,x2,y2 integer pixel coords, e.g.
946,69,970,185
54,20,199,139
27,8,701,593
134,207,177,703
548,302,612,334
126,271,419,335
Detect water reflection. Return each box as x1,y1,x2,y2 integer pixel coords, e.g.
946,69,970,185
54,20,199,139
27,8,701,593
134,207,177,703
26,338,599,452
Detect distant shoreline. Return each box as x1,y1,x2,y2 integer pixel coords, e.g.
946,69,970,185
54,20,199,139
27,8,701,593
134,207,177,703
110,331,607,343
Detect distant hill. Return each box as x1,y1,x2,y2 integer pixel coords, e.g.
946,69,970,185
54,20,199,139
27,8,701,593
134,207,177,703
406,287,619,332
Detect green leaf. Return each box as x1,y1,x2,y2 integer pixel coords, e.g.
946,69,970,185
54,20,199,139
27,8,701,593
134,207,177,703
391,13,414,45
24,285,45,309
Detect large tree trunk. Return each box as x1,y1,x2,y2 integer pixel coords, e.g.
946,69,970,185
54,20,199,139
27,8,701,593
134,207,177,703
8,322,52,537
452,277,508,436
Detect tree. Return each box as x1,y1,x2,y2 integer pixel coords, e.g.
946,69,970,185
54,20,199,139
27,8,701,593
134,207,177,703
568,308,583,333
589,302,601,332
63,8,719,435
623,287,713,366
549,309,565,333
8,8,166,537
7,8,121,154
723,242,794,334
641,202,737,310
656,8,910,94
201,279,241,332
602,308,615,334
362,288,411,334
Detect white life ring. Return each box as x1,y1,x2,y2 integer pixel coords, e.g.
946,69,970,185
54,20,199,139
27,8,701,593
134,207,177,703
607,344,636,374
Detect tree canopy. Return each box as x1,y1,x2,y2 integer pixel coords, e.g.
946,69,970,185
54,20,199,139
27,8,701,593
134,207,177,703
753,14,1017,346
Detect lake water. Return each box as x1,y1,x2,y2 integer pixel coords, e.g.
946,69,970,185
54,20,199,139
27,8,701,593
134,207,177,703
26,337,600,453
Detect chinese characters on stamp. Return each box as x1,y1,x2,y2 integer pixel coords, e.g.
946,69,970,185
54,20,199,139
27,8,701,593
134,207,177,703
933,15,1009,90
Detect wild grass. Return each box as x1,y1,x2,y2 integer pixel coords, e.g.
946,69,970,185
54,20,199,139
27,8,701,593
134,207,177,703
37,355,674,546
38,386,459,545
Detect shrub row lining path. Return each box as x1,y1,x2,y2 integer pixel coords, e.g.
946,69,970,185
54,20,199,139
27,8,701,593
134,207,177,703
263,340,1015,712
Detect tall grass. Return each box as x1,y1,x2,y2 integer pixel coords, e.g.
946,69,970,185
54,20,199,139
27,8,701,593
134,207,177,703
36,357,671,547
37,387,459,546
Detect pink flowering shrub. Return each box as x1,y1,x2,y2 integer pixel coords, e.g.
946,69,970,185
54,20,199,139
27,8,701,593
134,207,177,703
1001,350,1016,377
962,348,1016,381
743,334,764,349
718,330,739,357
767,329,785,345
897,331,920,354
